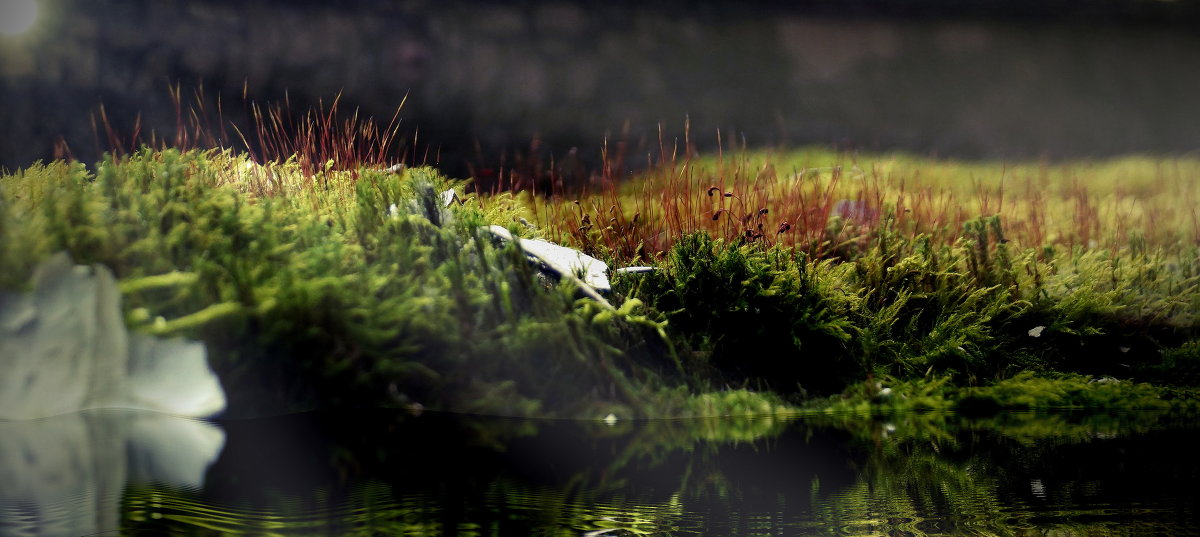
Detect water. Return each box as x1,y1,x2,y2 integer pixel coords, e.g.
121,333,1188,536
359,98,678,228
2,409,1197,536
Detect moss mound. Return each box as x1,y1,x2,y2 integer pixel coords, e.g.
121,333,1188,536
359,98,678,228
5,147,1200,417
0,149,698,418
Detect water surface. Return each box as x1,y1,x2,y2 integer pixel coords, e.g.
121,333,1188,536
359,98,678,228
2,409,1197,536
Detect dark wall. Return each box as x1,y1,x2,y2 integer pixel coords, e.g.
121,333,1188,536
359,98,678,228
3,0,1200,174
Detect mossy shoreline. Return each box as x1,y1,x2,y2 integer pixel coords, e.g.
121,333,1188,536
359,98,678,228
3,148,1199,419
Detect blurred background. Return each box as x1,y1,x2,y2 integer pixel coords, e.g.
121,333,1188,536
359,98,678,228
2,0,1200,176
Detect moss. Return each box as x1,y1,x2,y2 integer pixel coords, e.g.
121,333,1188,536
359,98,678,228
540,145,1200,397
619,207,1200,400
626,232,857,394
1134,339,1200,387
6,146,1200,417
0,149,687,418
956,371,1170,412
812,371,1199,417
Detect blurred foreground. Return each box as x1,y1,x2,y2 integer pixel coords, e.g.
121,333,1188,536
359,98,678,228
3,0,1200,173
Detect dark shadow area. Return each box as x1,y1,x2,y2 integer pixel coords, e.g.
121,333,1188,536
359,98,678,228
6,410,1199,535
3,0,1200,178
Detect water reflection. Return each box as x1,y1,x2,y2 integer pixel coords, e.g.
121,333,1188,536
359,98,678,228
0,410,224,537
3,410,1198,536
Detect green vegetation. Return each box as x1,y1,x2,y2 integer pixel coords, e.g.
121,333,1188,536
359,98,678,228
0,149,688,418
532,145,1200,412
4,140,1200,418
813,372,1200,417
535,147,1200,260
608,223,1200,405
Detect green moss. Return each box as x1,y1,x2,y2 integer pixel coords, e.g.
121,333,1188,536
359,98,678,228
811,371,1199,417
625,232,857,394
6,146,1200,417
0,149,685,418
956,371,1170,412
620,207,1200,399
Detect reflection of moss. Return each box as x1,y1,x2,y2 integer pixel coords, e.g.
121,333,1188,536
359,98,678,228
796,409,1200,537
120,412,796,536
119,408,1197,536
124,479,689,537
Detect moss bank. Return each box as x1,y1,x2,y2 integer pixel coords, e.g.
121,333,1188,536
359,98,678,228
4,147,1199,418
533,146,1200,410
0,149,705,418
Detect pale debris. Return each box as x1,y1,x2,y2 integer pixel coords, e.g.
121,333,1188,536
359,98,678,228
387,188,460,218
440,188,462,207
614,266,656,274
485,225,611,292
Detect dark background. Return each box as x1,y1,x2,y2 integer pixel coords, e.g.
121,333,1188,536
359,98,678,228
3,0,1200,175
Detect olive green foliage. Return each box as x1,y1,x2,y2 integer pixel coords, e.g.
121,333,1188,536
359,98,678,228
542,147,1200,264
625,232,857,394
851,218,1029,382
534,145,1200,408
956,371,1172,411
618,210,1200,399
814,372,1200,418
7,146,1200,416
0,149,697,418
847,214,1196,382
1145,339,1200,386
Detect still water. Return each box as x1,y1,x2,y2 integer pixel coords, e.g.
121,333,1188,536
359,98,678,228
2,409,1197,536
